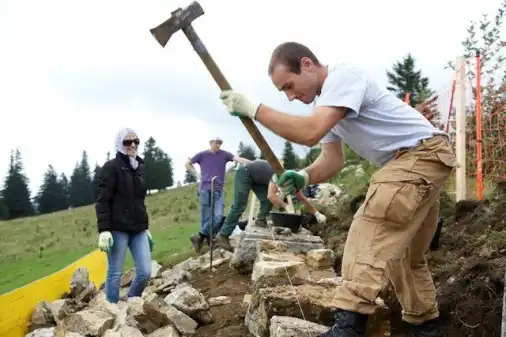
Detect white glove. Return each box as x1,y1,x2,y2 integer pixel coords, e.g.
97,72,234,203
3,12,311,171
219,90,260,119
314,211,327,224
98,231,114,253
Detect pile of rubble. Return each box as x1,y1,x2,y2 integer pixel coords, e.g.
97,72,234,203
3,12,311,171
26,182,388,337
26,249,235,337
241,237,389,337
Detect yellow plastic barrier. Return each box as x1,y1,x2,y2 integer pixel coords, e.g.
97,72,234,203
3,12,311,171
0,250,107,337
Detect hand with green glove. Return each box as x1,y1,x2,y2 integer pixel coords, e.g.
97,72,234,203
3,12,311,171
273,170,310,194
219,90,260,119
146,230,154,252
98,231,114,253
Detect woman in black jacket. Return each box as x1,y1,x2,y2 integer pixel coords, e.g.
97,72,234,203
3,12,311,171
95,128,153,303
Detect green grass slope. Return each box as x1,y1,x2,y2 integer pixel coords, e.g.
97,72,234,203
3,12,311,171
0,173,238,294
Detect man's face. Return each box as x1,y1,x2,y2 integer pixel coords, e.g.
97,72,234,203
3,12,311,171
270,57,320,104
210,140,222,152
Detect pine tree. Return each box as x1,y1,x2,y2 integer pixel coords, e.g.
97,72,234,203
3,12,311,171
386,54,433,106
92,164,102,201
281,141,298,170
68,151,94,207
237,142,257,160
302,147,321,167
142,137,174,192
184,169,198,184
35,165,68,214
2,149,34,219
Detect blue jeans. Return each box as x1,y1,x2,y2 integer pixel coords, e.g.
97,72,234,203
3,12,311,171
198,189,225,237
105,231,152,303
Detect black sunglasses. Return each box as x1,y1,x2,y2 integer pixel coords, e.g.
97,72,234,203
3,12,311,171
123,139,140,146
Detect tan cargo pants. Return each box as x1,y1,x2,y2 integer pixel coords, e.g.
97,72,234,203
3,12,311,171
334,135,457,325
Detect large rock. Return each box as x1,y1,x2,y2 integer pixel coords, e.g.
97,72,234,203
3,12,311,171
28,302,55,332
230,225,325,274
269,316,328,337
143,293,198,335
164,283,212,325
146,325,180,337
245,283,337,337
61,308,115,336
306,249,336,269
25,328,55,337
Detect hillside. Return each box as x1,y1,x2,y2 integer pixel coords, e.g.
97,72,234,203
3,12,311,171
0,173,238,294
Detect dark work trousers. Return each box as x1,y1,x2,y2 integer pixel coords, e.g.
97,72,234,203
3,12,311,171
219,165,272,236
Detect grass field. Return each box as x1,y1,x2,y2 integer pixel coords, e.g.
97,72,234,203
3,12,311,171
0,159,494,295
0,174,238,294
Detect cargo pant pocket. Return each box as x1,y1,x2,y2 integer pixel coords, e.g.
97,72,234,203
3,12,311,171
361,180,430,226
436,152,458,169
345,255,388,302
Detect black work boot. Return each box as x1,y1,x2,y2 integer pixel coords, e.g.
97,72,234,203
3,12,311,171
215,233,233,251
317,309,368,337
255,218,268,228
407,318,442,337
190,234,204,254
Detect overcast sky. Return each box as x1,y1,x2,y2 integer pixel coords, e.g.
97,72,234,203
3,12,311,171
0,0,499,197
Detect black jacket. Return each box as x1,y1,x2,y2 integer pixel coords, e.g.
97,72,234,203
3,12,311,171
95,152,149,233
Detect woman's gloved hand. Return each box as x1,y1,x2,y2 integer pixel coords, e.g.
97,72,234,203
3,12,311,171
98,231,114,253
146,230,154,252
314,211,327,224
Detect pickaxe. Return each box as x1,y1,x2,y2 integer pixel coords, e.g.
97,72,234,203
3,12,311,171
149,2,294,209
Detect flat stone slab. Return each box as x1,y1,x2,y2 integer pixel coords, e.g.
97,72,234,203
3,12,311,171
230,224,325,274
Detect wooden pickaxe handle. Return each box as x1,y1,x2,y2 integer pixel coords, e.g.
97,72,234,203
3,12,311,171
181,25,284,177
181,25,297,213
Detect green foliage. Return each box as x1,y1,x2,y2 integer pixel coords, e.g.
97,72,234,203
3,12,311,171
259,151,266,159
184,169,197,184
281,140,299,169
237,141,257,161
68,151,94,208
386,53,434,106
143,137,174,191
92,164,101,201
2,149,34,219
35,165,69,214
301,147,321,167
446,1,506,181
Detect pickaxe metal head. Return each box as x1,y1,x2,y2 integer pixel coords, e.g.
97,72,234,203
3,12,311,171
150,1,204,47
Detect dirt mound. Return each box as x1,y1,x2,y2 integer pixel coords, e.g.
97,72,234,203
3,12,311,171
312,183,506,336
190,264,254,337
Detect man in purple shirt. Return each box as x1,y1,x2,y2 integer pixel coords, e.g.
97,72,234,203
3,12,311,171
185,137,250,253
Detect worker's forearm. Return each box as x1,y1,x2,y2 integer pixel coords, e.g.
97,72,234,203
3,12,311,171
295,192,317,214
303,157,343,184
256,104,317,146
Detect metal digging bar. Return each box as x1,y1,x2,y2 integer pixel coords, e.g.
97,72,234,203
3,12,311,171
209,176,217,271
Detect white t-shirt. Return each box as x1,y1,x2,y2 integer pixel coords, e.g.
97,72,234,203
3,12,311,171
316,63,448,165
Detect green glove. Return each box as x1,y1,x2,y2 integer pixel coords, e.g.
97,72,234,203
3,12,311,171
273,170,310,194
146,230,154,252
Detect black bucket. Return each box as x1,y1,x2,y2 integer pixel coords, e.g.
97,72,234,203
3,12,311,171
270,211,304,233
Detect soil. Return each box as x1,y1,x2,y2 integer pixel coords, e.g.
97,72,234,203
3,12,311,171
190,263,254,337
188,183,506,337
309,184,506,337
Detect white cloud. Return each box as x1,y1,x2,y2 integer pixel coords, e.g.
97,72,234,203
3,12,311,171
0,0,501,196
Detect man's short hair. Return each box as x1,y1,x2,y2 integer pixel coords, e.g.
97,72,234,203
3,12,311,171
268,42,321,75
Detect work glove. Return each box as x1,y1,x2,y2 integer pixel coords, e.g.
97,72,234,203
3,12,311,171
146,230,154,252
98,231,114,253
314,211,327,224
219,90,260,119
273,170,310,194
